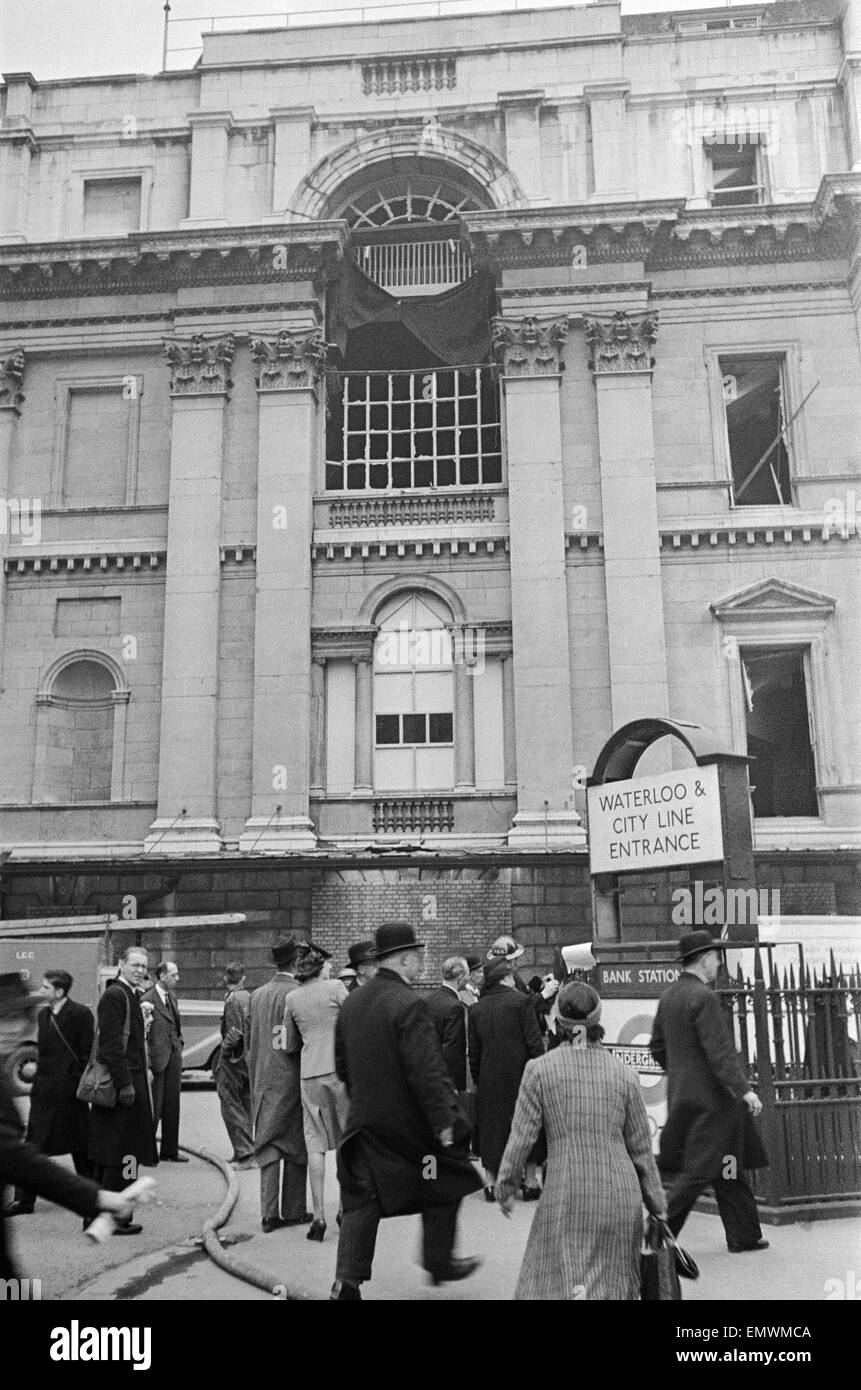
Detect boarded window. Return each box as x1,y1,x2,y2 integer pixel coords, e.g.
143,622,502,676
720,356,791,505
64,388,127,505
741,648,818,818
707,142,762,206
83,177,142,236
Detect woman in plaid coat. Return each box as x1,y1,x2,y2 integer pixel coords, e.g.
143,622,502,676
497,982,666,1300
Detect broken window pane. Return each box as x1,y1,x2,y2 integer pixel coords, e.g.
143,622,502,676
708,142,762,206
720,355,792,505
742,647,818,817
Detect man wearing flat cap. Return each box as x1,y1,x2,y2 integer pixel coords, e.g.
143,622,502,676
330,922,482,1300
247,936,311,1232
650,931,769,1253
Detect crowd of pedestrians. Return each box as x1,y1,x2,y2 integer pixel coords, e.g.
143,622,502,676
0,920,769,1299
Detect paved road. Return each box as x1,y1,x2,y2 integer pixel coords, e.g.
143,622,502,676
9,1089,861,1302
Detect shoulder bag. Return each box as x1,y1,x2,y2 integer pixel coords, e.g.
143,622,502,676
76,989,131,1108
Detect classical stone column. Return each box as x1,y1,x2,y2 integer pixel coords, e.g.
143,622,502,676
310,656,327,795
145,334,234,855
584,311,670,728
0,349,26,689
492,316,584,847
183,111,233,227
841,0,861,171
453,638,476,790
353,654,374,794
239,328,329,852
584,82,634,202
500,652,517,789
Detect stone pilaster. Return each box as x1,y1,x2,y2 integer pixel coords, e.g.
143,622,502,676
584,310,670,728
0,74,36,243
183,110,233,227
270,107,315,215
0,349,26,688
584,81,634,202
239,327,329,853
146,334,234,855
841,0,861,171
492,315,584,847
499,91,544,203
353,654,374,794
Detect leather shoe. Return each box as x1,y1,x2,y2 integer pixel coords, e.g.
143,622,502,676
330,1280,361,1301
306,1218,326,1242
3,1202,34,1216
113,1222,143,1236
427,1255,482,1286
282,1211,313,1227
160,1154,189,1163
727,1239,770,1253
261,1217,286,1233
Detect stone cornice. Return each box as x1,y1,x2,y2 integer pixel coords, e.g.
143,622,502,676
312,535,510,562
4,549,165,575
311,626,377,661
0,223,348,299
0,347,25,412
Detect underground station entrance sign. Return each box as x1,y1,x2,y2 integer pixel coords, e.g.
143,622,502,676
586,763,724,875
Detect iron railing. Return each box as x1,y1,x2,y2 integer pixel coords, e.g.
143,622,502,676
353,239,472,295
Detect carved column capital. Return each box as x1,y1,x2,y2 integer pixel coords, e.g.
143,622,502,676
0,348,26,413
164,334,235,397
251,329,332,392
583,311,658,375
492,316,568,377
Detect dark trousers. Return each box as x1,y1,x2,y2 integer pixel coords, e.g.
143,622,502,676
666,1170,762,1247
15,1150,93,1208
216,1061,254,1161
151,1049,182,1157
259,1156,308,1223
335,1139,461,1285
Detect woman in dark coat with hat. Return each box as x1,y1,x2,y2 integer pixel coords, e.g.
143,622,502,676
468,958,545,1201
650,931,768,1252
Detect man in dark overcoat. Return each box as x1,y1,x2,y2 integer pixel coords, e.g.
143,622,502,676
142,961,187,1163
247,936,310,1232
88,945,158,1234
215,961,254,1167
331,922,482,1301
0,973,134,1277
4,968,94,1215
650,930,768,1252
424,956,469,1092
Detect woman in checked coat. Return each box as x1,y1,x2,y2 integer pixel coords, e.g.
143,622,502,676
496,982,667,1300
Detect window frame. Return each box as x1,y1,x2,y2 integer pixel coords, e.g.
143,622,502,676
51,374,143,508
705,138,767,207
704,342,808,509
68,167,152,239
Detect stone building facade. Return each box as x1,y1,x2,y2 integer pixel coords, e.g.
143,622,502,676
0,1,859,989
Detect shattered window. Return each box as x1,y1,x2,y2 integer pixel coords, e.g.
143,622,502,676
720,355,792,505
707,142,763,206
741,647,819,818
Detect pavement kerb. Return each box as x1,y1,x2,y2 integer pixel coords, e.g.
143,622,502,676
179,1142,320,1301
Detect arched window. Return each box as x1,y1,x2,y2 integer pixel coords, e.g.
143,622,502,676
373,592,454,792
34,655,129,804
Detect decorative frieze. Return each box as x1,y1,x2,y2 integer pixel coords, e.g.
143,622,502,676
250,329,331,391
491,316,568,376
311,535,509,561
0,348,25,411
327,493,496,528
164,333,235,396
4,550,164,575
584,311,658,374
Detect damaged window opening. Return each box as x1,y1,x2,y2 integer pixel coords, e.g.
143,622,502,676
707,141,764,206
741,647,819,818
720,354,792,505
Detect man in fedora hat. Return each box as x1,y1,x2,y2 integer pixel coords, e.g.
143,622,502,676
0,973,134,1278
247,936,311,1232
338,940,378,994
330,922,482,1300
650,931,769,1253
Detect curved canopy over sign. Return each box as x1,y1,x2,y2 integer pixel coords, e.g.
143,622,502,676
590,717,748,786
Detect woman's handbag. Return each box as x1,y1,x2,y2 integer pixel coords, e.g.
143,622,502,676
640,1216,683,1301
76,990,131,1109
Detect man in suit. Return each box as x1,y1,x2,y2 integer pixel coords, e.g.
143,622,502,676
4,968,94,1215
0,973,133,1278
331,922,482,1301
247,936,311,1233
216,962,254,1169
339,939,378,994
424,956,469,1092
143,961,187,1163
650,930,768,1253
88,946,158,1234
